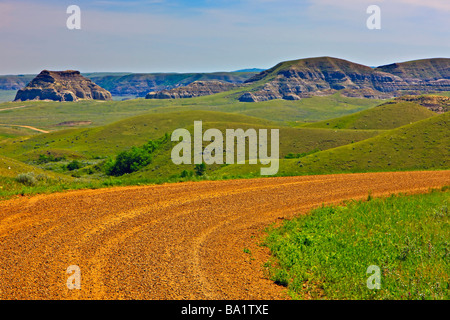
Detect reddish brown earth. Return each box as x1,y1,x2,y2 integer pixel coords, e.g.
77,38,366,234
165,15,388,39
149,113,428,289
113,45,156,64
0,170,449,300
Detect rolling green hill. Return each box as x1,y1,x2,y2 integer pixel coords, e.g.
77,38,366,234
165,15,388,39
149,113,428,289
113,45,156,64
0,92,382,133
124,122,382,181
0,154,47,178
0,154,75,199
0,110,382,162
214,112,449,177
0,111,275,159
300,101,436,130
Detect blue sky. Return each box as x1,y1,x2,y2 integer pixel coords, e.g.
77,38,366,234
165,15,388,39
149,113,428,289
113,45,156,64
0,0,449,74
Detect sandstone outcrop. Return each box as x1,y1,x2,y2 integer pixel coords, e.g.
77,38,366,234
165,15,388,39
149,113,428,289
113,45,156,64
14,70,112,102
238,57,450,102
392,94,450,113
146,80,239,99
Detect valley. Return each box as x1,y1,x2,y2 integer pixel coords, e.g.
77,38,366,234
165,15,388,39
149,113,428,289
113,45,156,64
0,55,448,301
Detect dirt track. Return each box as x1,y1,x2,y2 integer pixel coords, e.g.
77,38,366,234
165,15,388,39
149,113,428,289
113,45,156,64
0,123,50,133
0,170,449,300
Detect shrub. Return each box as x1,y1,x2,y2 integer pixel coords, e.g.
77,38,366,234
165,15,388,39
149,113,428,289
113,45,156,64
284,148,320,159
180,170,194,178
67,160,82,171
37,153,66,164
35,173,50,182
105,134,169,176
16,172,37,186
194,163,206,176
106,146,152,176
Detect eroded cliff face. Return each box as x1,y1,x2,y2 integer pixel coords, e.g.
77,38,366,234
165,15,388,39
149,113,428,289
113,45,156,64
145,80,239,99
392,95,450,113
14,70,112,102
237,57,450,102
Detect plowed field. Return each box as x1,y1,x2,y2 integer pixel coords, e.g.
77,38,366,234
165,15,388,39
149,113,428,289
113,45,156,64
0,171,449,300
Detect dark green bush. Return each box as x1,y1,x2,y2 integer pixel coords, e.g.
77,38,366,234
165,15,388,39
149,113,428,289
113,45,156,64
180,170,194,178
37,153,66,164
67,160,82,171
105,133,169,176
194,163,206,176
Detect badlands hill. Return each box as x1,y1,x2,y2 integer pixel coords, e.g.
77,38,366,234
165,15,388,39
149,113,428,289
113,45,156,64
146,80,239,99
145,57,449,102
238,57,450,102
14,70,112,102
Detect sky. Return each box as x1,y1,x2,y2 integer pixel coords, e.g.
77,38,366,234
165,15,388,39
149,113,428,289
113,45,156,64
0,0,449,74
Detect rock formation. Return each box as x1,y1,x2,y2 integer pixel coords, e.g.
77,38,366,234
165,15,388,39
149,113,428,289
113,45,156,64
146,80,239,99
237,57,450,102
14,70,112,102
392,94,450,113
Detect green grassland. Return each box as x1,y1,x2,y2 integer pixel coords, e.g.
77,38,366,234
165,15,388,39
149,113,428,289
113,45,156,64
0,111,276,159
263,188,449,299
0,154,76,197
214,112,449,178
0,92,382,133
0,109,383,186
300,101,436,130
0,88,448,199
124,121,381,181
0,125,36,141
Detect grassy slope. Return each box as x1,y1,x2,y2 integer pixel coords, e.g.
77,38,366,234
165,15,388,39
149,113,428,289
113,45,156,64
264,188,450,299
128,123,381,181
0,109,382,161
214,112,449,177
0,126,36,141
300,102,436,130
0,92,382,132
0,154,48,178
0,110,381,197
0,154,74,198
0,111,276,159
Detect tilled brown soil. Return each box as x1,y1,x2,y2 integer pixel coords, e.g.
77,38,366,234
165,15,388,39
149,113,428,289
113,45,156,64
0,171,449,300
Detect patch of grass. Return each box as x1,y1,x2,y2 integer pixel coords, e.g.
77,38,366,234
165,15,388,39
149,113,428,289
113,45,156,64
263,188,450,299
300,102,436,130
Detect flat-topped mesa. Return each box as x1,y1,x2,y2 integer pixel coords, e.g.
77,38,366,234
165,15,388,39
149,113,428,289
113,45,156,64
14,70,112,102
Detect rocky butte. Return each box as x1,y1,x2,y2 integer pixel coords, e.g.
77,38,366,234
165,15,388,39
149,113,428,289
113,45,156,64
14,70,112,102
